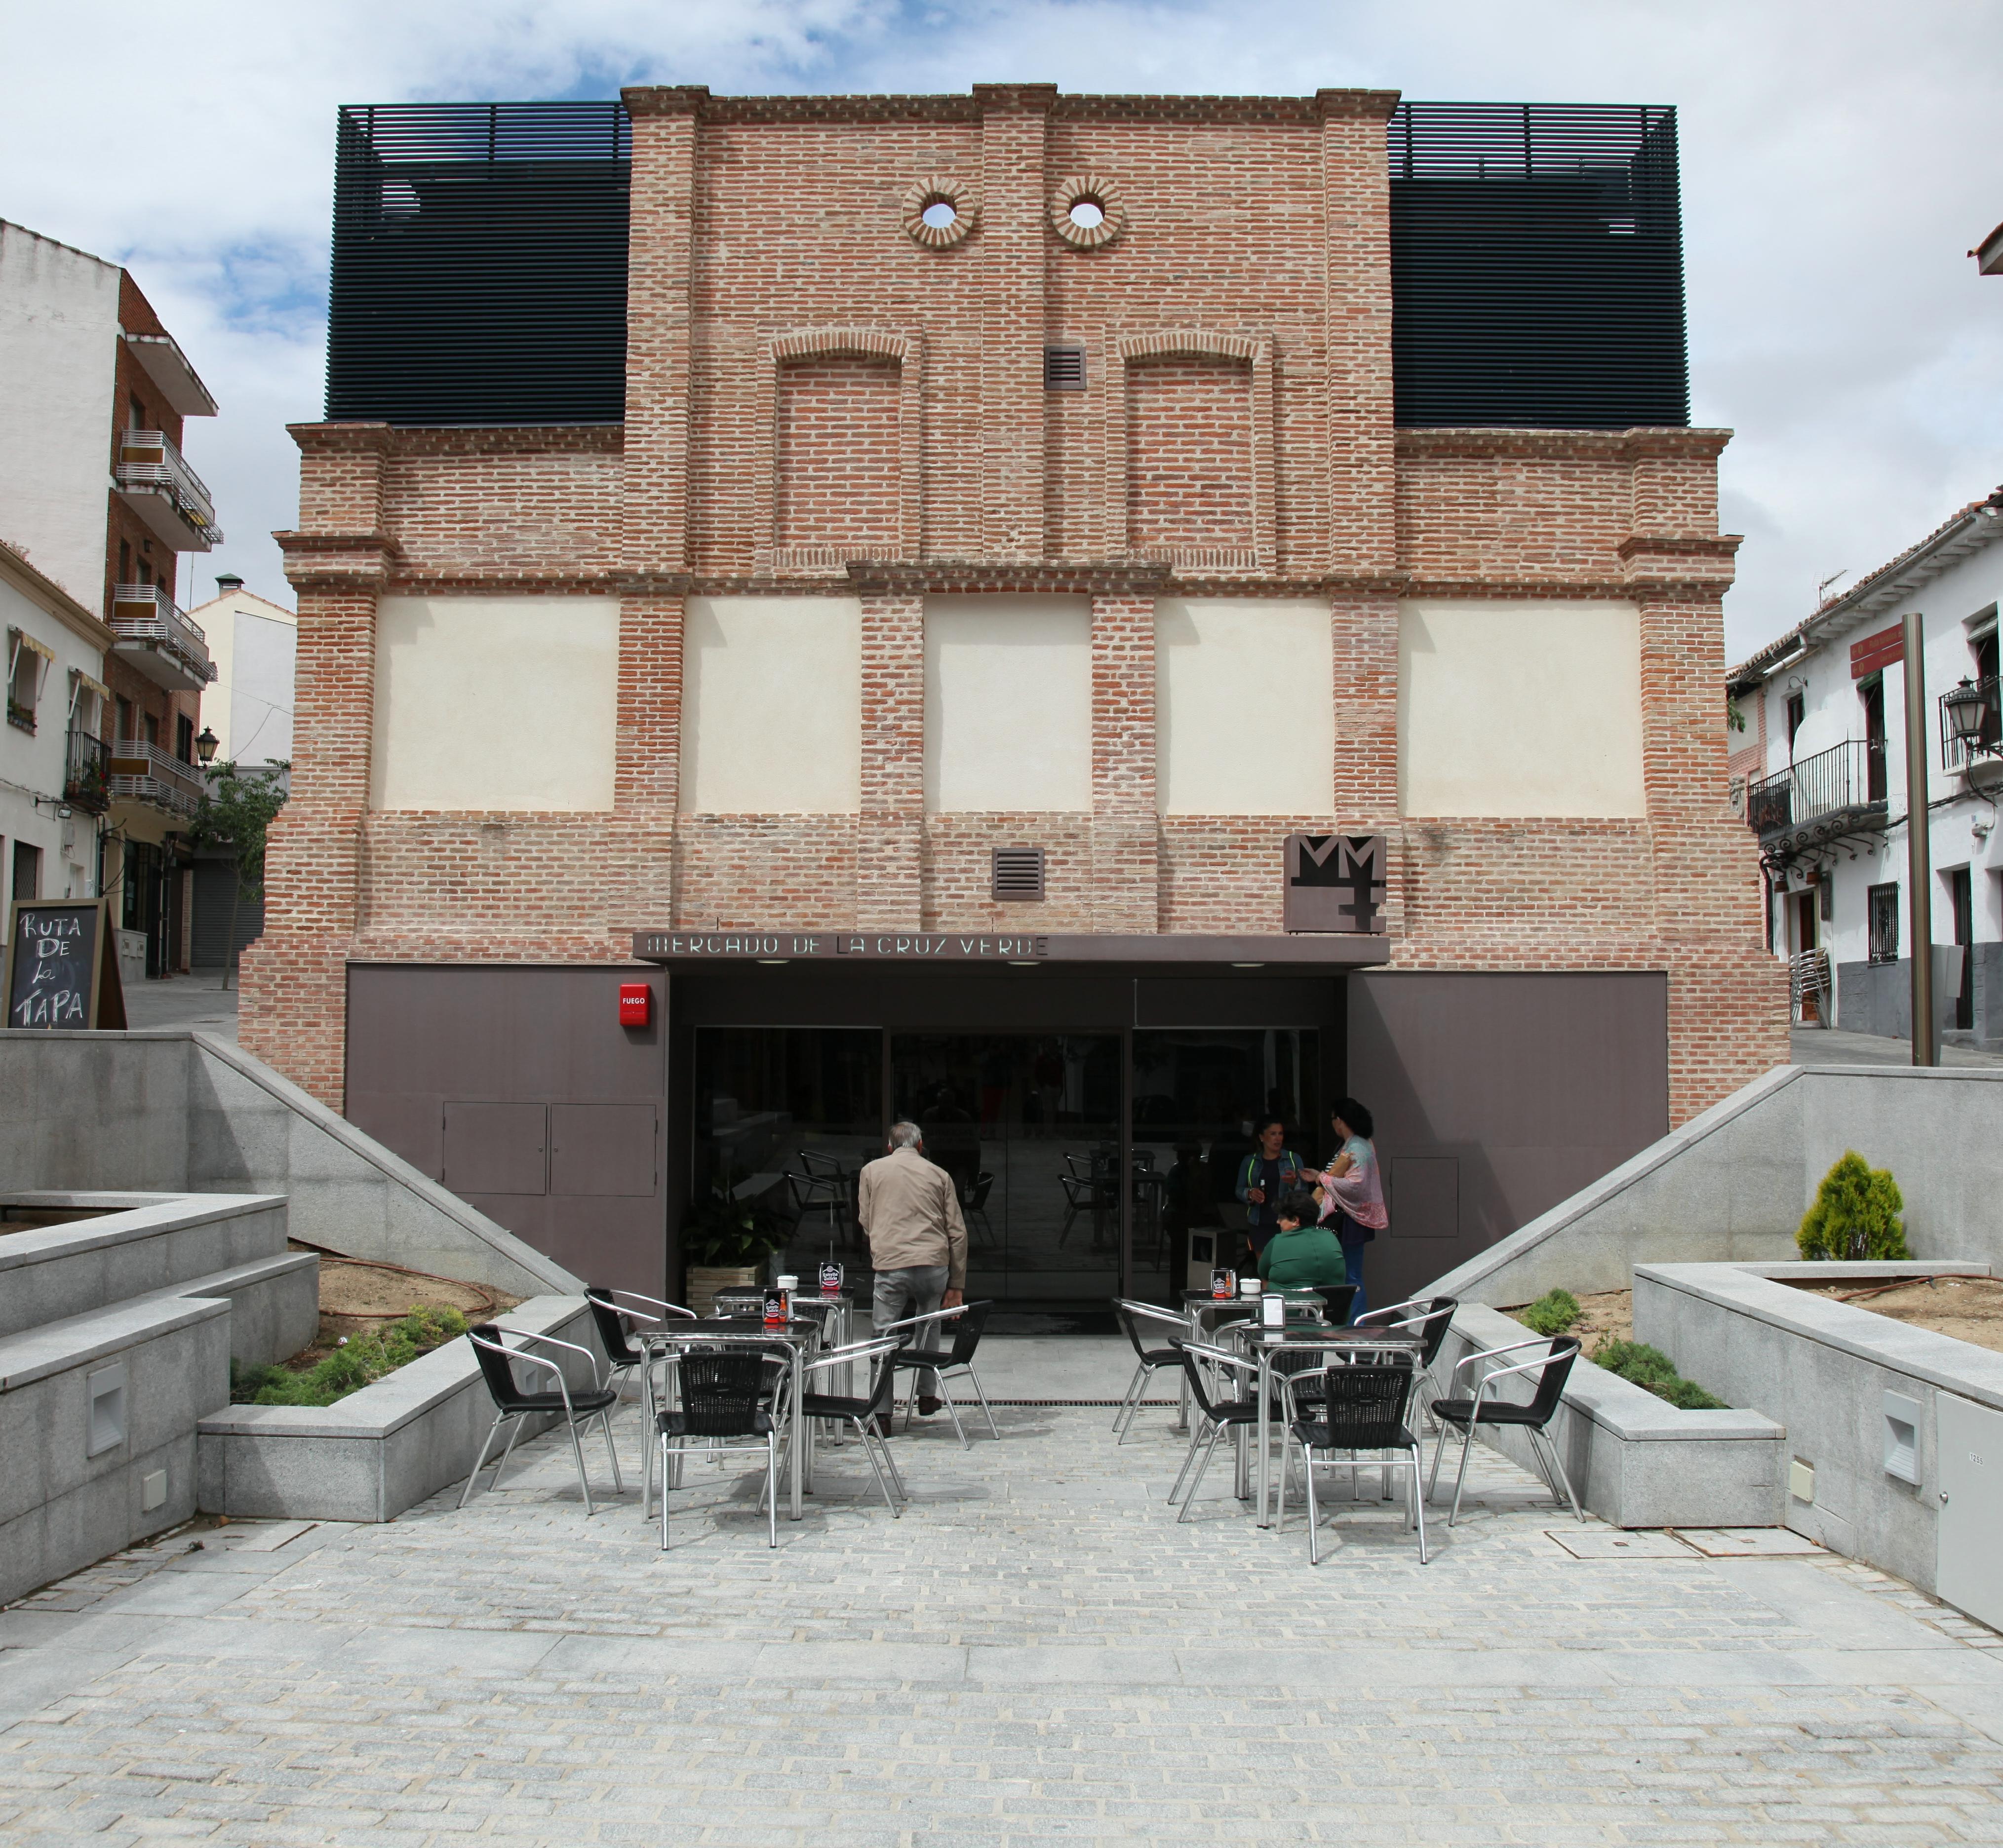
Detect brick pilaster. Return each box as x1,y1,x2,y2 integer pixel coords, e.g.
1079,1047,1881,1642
1318,90,1401,575
1330,588,1405,936
1635,588,1789,1120
237,536,389,1106
1089,594,1159,930
621,87,706,573
857,592,924,927
976,84,1054,562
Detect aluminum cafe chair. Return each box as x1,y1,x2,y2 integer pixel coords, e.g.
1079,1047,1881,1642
872,1300,990,1446
651,1347,791,1550
1427,1334,1583,1527
797,1337,908,1517
1279,1361,1429,1565
462,1324,624,1516
585,1285,696,1396
1169,1339,1263,1520
1351,1295,1458,1425
1111,1299,1188,1443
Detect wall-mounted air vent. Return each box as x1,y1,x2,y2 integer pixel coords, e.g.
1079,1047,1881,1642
992,847,1046,900
1043,345,1086,391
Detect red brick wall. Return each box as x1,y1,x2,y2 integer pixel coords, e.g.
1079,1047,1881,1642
775,353,902,553
247,85,1787,1129
1125,357,1254,555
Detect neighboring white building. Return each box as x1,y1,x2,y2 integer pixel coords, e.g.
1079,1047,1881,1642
186,574,295,768
1,540,114,902
1728,486,2003,1048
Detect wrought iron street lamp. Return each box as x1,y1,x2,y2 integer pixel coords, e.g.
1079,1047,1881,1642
196,726,219,764
1943,678,1989,751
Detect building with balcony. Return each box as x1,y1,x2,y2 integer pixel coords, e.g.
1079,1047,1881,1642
0,218,225,977
0,540,116,910
247,88,1781,1309
1728,484,2003,1046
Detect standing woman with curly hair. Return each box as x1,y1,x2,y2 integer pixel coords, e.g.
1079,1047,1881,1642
1311,1097,1387,1320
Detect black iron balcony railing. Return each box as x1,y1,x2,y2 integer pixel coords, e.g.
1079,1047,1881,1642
64,730,109,814
1941,674,2002,773
1745,738,1889,844
6,696,32,734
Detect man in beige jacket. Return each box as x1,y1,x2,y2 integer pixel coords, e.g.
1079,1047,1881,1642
858,1120,968,1415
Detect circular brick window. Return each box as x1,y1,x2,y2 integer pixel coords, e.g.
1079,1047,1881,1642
901,176,977,250
1051,174,1125,250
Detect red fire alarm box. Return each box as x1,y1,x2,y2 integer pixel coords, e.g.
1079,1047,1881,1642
618,983,652,1028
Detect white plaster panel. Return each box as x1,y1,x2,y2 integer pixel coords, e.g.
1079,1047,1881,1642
681,596,861,813
0,224,121,611
1155,598,1334,815
372,597,619,811
1399,599,1646,818
924,596,1091,813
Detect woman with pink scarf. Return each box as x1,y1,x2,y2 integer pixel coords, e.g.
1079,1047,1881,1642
1310,1097,1387,1319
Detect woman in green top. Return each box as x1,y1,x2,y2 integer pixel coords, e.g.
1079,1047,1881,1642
1257,1191,1348,1290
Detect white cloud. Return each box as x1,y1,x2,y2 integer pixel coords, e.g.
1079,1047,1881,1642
4,0,1999,657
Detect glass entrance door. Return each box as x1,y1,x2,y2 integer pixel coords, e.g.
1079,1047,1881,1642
890,1034,1123,1309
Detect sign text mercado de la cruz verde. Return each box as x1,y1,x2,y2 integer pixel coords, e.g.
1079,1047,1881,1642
633,931,1055,962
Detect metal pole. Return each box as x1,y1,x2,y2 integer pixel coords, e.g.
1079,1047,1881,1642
1903,612,1936,1066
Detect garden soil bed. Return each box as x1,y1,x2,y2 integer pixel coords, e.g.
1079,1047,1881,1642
1784,1274,2003,1357
1504,1288,1634,1347
286,1242,523,1371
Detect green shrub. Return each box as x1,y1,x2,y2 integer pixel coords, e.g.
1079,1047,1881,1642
1519,1288,1582,1336
231,1308,471,1410
1591,1338,1726,1410
1797,1151,1909,1261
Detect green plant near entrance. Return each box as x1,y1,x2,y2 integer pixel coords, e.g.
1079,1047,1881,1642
231,1306,469,1408
186,759,289,990
1797,1150,1910,1262
1591,1338,1727,1410
1519,1288,1582,1336
680,1179,785,1270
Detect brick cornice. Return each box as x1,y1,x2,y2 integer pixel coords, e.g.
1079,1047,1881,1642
621,84,711,117
274,529,399,590
846,560,1173,597
1314,88,1402,122
1395,426,1733,464
288,422,393,457
972,82,1059,111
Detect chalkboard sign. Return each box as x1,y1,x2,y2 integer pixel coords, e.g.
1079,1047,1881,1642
4,899,126,1031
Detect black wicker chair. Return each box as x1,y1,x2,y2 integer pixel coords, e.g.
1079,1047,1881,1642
1169,1340,1263,1521
1111,1298,1188,1444
1428,1335,1583,1527
1281,1361,1429,1564
882,1299,999,1446
799,1338,907,1517
652,1348,788,1550
461,1325,622,1516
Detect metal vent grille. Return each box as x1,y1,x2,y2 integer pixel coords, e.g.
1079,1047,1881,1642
1043,345,1086,391
1387,101,1688,430
327,102,631,426
991,847,1046,901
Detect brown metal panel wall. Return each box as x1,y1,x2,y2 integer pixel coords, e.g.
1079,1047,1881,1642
345,963,669,1297
1346,971,1669,1306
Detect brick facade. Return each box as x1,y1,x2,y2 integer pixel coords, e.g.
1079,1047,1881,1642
245,84,1786,1124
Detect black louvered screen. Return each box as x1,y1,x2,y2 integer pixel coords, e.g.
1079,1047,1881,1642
992,848,1046,901
326,102,631,426
1388,102,1688,429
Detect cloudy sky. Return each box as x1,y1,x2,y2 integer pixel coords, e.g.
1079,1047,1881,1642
4,0,1998,658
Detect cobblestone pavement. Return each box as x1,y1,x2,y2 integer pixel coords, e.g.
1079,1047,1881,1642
4,1391,2003,1847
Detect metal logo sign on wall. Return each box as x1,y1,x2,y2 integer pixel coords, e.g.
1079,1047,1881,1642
1284,834,1387,935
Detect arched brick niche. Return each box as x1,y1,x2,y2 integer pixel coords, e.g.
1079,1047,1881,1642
755,329,925,573
1104,330,1275,573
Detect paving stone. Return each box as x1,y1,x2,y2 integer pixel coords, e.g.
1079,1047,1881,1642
1,1405,2002,1845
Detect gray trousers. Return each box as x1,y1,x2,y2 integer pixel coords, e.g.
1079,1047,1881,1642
871,1265,949,1395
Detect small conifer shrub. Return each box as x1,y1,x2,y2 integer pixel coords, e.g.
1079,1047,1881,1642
1519,1288,1582,1336
1797,1151,1910,1262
